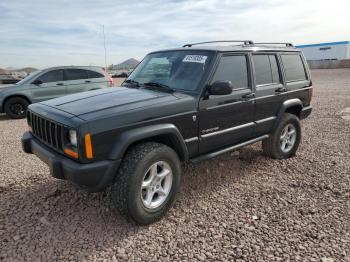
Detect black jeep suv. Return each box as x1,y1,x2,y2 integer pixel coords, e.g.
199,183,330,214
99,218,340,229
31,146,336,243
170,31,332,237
22,40,312,224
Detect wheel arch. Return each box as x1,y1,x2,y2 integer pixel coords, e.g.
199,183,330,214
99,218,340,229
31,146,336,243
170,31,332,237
109,124,189,162
3,94,32,110
273,99,302,130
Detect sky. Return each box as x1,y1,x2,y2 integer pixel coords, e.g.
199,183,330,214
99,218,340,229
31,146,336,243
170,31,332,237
0,0,349,69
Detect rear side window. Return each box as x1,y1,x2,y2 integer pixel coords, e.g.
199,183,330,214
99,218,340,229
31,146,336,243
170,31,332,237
252,54,280,86
38,69,64,83
211,55,249,89
66,69,88,80
87,70,104,79
281,54,307,82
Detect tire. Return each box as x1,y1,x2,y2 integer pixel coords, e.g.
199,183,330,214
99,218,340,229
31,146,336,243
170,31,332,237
4,97,29,119
262,113,301,159
111,142,181,225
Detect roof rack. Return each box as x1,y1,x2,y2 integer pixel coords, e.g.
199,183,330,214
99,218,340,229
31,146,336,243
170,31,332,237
254,42,294,47
183,40,254,47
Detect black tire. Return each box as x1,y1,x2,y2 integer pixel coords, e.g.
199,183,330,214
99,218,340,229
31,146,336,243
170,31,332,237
111,142,181,225
4,97,29,119
262,113,301,159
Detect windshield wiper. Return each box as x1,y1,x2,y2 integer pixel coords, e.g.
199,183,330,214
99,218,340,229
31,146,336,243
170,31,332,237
123,79,141,88
143,82,175,93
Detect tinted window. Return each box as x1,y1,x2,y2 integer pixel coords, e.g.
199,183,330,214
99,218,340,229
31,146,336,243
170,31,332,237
140,57,172,79
211,55,248,89
66,69,88,80
88,70,104,78
127,50,213,91
281,54,307,82
38,69,64,83
253,54,280,85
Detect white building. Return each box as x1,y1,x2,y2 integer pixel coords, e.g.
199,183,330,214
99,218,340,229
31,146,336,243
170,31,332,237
296,41,350,61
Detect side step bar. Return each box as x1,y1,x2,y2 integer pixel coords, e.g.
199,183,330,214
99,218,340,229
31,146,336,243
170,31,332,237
190,135,269,164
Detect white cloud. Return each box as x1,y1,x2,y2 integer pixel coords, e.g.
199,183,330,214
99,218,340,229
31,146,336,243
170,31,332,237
0,0,349,68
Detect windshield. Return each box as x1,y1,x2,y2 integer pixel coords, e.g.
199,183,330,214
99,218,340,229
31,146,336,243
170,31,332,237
15,70,42,85
125,50,213,92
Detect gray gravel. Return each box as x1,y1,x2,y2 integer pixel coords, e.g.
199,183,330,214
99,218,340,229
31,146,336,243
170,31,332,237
1,69,350,261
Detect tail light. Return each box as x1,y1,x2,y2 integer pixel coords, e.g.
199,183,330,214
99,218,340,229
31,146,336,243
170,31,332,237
109,77,113,87
308,85,313,104
103,69,113,87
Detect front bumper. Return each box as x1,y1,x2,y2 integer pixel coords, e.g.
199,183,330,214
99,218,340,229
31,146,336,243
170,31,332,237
22,132,121,192
300,106,312,120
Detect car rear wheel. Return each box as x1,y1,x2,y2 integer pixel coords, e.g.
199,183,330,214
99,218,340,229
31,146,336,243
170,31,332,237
262,113,301,159
111,142,181,225
4,97,29,119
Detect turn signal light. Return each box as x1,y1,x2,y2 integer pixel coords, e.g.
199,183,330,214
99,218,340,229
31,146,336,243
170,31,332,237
308,87,313,104
85,133,93,159
64,148,79,159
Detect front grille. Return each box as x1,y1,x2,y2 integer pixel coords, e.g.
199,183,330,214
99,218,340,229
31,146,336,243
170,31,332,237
27,111,65,152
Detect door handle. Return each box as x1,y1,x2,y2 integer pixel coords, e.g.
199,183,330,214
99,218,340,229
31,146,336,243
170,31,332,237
85,80,91,83
242,93,255,99
275,87,286,93
56,83,64,86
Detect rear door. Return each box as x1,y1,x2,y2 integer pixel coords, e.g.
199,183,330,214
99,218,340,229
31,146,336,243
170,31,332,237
252,53,286,135
64,69,90,94
198,53,255,154
30,69,66,102
86,69,109,89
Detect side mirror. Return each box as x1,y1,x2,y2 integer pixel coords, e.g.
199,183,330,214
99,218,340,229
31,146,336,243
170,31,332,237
208,81,233,96
32,79,43,85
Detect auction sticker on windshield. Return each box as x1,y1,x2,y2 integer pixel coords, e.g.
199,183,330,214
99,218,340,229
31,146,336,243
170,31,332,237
183,55,207,63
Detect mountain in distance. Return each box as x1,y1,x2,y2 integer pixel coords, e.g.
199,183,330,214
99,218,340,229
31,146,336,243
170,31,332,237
4,67,38,73
12,67,38,73
109,58,139,70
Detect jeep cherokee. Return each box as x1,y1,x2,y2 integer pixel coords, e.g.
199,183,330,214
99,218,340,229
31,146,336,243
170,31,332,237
22,40,313,225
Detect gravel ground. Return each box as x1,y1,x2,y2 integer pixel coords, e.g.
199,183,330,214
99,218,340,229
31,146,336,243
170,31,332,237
1,69,350,261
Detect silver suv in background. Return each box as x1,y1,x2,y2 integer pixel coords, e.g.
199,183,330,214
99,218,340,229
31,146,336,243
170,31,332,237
0,66,113,119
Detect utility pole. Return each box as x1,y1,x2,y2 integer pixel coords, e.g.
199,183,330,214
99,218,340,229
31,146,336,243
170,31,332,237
102,25,107,70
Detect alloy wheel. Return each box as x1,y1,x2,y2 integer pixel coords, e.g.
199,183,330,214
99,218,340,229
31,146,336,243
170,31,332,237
141,161,173,209
280,123,297,153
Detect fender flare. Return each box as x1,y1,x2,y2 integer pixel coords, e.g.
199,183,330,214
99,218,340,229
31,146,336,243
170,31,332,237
273,98,302,129
108,123,189,161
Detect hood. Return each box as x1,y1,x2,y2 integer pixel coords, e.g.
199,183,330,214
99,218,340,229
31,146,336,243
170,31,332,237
40,87,196,121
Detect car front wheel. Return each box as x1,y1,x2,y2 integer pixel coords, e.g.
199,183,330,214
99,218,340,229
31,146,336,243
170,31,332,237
4,97,29,119
111,142,181,225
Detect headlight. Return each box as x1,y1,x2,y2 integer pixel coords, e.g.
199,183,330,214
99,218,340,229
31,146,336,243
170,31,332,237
69,129,78,147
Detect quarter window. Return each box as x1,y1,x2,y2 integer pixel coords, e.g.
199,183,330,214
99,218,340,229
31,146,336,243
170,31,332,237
252,54,280,86
66,69,88,81
281,54,307,82
211,55,249,89
38,69,64,83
